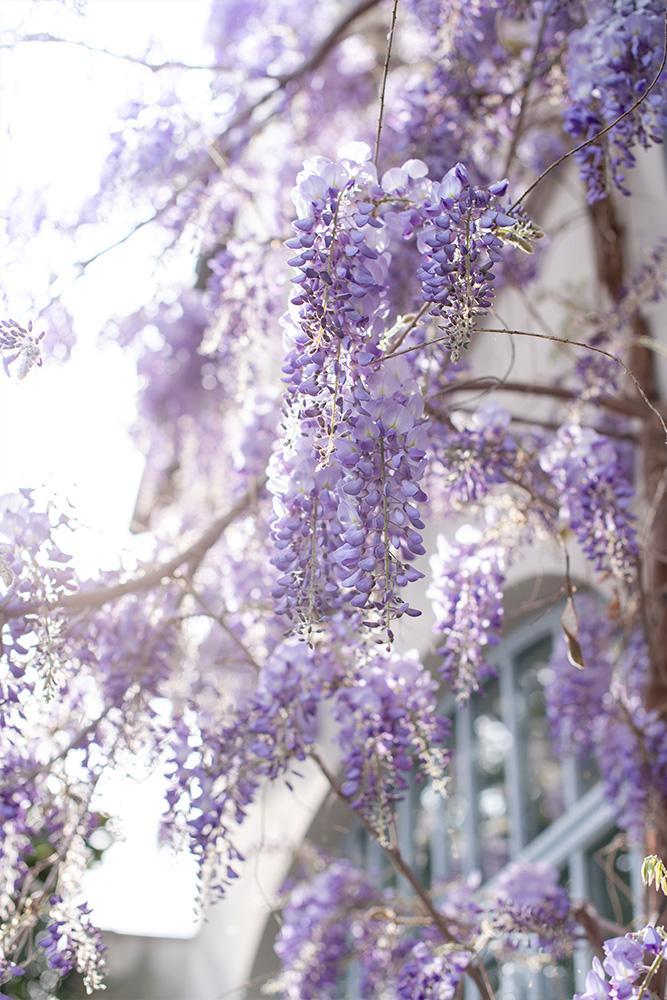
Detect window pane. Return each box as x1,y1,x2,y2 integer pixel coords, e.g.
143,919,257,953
473,679,511,878
586,830,634,929
515,636,564,840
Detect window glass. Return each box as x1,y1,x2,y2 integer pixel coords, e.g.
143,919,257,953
473,679,511,878
515,636,564,840
586,830,634,929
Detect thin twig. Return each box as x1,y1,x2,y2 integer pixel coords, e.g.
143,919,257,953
382,301,431,357
510,12,667,211
477,327,667,441
1,33,233,72
501,3,550,176
373,0,400,167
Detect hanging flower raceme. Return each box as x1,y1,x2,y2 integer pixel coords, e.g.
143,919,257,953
417,164,515,362
564,0,667,202
486,861,575,959
283,143,390,425
397,940,470,1000
0,723,111,996
0,319,44,379
38,898,106,995
268,419,347,635
199,240,278,389
539,424,638,583
428,528,505,700
427,403,518,512
333,651,449,845
545,608,667,842
272,860,377,1000
333,359,428,638
0,492,77,701
596,693,667,843
272,148,437,641
162,639,326,898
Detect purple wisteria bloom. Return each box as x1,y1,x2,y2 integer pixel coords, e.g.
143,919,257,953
0,319,44,379
488,861,575,958
428,528,505,699
333,651,449,843
539,424,638,583
575,925,667,999
564,0,667,202
417,164,512,361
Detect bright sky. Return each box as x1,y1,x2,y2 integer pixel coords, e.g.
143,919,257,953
0,0,214,938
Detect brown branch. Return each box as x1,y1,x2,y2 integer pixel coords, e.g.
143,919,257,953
1,476,266,620
434,401,637,442
510,12,667,211
476,329,667,439
382,324,667,438
588,197,667,708
572,901,627,956
382,301,431,357
432,376,651,419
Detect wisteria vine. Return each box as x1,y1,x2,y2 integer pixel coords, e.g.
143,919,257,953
2,0,667,997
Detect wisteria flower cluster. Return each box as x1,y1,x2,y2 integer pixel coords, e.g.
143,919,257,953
576,924,667,999
271,856,576,998
428,527,505,700
564,0,667,202
487,861,576,960
333,651,449,844
3,0,667,995
38,897,106,995
0,319,44,379
162,639,324,898
539,424,638,583
546,601,667,841
417,164,514,361
0,492,76,699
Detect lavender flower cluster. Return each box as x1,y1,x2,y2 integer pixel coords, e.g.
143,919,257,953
427,403,517,512
539,424,638,584
272,860,376,999
488,861,576,958
0,492,77,699
270,147,526,643
162,639,323,897
564,0,667,201
546,602,667,842
38,897,106,994
428,529,505,700
0,319,44,379
417,164,512,361
575,925,667,999
272,857,576,997
333,651,449,844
